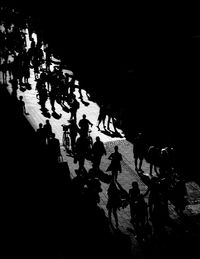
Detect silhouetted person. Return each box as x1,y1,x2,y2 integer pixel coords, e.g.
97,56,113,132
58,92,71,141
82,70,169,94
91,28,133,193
129,181,141,224
43,119,52,144
78,114,93,138
106,103,118,132
17,95,29,116
92,136,107,169
97,103,106,130
107,145,122,181
48,133,61,164
75,135,89,170
36,123,46,147
70,95,80,123
106,179,122,229
67,119,79,155
133,132,146,172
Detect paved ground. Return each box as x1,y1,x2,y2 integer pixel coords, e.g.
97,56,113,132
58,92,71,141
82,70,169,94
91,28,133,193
1,29,200,259
2,65,200,258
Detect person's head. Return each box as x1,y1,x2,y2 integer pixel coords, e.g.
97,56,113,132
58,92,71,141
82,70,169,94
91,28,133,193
19,96,23,100
114,145,118,152
39,123,43,128
132,181,139,189
46,119,50,124
96,136,100,142
82,114,86,119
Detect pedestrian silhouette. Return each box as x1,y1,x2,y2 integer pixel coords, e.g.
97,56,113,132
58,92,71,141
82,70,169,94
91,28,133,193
106,179,122,229
43,119,52,144
78,114,93,138
106,145,122,181
91,136,107,169
97,103,107,130
47,133,61,165
36,123,46,147
17,95,29,115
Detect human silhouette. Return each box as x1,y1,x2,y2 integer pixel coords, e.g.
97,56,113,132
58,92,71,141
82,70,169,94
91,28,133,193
36,123,46,147
129,181,141,224
66,119,79,155
91,136,107,169
106,179,122,229
70,94,80,123
97,103,107,130
43,119,52,144
17,95,29,116
106,145,123,181
75,135,89,170
47,133,61,164
133,132,146,172
78,114,93,138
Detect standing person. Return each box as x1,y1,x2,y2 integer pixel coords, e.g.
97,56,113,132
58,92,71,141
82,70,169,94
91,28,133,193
97,103,106,130
43,119,52,144
106,179,122,229
36,123,46,147
67,119,79,155
75,135,89,170
48,133,61,164
17,95,29,116
133,132,146,172
70,95,80,123
78,114,93,138
106,146,123,181
129,181,141,224
92,136,107,169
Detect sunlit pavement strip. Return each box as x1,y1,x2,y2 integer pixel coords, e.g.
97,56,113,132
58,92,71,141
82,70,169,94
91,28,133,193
3,29,200,257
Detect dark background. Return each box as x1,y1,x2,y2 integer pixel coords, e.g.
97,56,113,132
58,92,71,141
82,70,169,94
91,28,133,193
1,2,200,258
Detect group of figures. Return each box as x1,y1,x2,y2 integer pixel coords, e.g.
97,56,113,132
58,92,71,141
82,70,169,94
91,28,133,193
35,116,188,245
1,5,189,248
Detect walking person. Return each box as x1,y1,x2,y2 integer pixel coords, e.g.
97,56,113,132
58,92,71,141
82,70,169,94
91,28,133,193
91,136,107,169
70,94,80,123
47,133,61,165
78,114,93,138
97,103,106,130
106,145,123,181
17,95,29,116
106,179,122,229
43,119,52,145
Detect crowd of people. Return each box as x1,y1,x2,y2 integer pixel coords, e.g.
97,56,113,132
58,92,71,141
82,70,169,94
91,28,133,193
0,4,189,253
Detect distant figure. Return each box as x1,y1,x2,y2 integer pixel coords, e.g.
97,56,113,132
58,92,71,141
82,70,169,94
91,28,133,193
67,119,79,154
70,95,80,123
106,103,118,132
97,103,106,130
48,133,61,164
106,145,122,181
75,135,89,170
17,95,29,115
129,181,141,224
92,136,107,169
106,179,122,229
36,123,46,146
43,119,52,144
78,114,93,138
133,132,146,172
